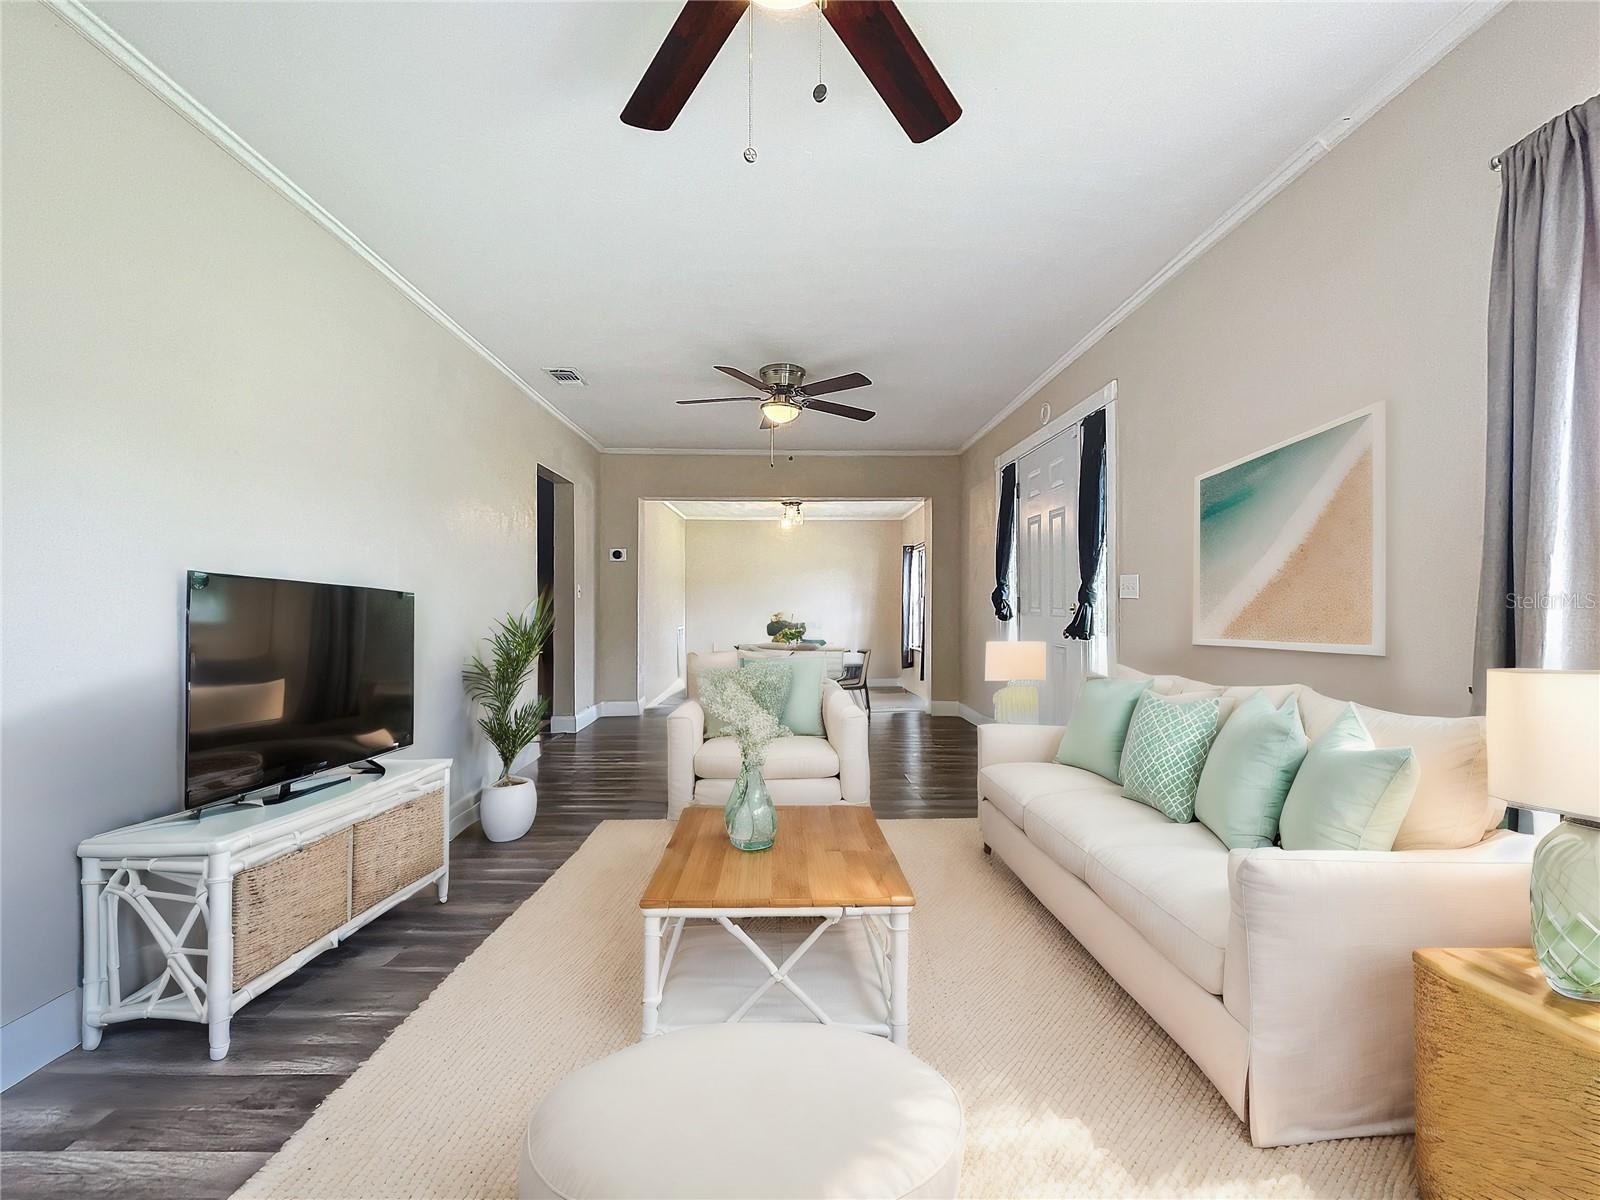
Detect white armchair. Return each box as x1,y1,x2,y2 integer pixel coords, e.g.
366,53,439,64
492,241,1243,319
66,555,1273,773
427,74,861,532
667,652,869,819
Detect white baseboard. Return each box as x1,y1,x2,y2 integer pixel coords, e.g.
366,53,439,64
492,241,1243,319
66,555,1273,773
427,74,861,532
449,798,481,840
959,704,992,726
646,679,685,710
550,705,598,734
598,700,642,718
929,701,991,725
2,988,80,1091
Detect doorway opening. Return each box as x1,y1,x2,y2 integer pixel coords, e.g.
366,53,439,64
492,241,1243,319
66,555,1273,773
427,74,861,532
536,473,556,733
537,465,577,731
635,497,933,715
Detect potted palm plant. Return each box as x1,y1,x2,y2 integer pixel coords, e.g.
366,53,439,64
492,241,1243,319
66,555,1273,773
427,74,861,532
463,593,553,842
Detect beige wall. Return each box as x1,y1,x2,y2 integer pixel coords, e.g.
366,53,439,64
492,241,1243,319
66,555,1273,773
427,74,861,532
684,520,905,674
900,503,931,700
637,502,687,706
960,0,1600,719
0,4,599,1029
598,455,961,704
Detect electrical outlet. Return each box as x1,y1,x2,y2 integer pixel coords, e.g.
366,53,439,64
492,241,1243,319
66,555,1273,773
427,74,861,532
1119,574,1140,599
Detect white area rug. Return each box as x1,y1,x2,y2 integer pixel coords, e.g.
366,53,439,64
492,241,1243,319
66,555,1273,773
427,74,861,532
234,819,1417,1199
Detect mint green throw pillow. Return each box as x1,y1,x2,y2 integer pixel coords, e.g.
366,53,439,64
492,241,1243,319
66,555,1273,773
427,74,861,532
1119,691,1224,822
739,653,824,736
1278,705,1420,851
1055,677,1151,783
1194,692,1309,849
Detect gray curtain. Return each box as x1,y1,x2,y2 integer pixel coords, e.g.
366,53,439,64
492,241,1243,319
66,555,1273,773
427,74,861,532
1473,95,1600,708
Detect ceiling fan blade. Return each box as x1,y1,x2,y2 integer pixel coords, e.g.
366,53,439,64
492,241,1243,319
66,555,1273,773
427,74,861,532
714,364,768,391
676,397,759,405
621,1,749,131
803,398,876,422
800,371,872,396
822,2,961,143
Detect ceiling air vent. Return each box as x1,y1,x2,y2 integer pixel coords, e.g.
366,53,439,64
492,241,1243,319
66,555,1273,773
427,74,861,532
544,368,586,387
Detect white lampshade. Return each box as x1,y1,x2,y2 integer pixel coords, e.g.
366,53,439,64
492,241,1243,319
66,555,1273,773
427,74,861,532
1486,669,1600,820
985,640,1046,682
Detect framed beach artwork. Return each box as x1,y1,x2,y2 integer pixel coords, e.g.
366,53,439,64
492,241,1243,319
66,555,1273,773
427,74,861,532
1193,404,1385,655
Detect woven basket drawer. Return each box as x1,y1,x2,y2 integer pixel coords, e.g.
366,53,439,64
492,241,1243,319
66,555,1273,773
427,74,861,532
351,787,444,915
232,831,350,990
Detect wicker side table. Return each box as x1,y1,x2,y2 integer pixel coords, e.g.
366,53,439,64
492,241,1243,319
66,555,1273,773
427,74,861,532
1413,947,1600,1199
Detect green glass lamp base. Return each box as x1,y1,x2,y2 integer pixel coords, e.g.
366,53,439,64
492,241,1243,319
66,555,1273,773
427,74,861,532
1531,816,1600,1002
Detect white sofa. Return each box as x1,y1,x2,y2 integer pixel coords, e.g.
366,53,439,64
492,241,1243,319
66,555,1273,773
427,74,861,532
667,650,869,819
977,667,1536,1148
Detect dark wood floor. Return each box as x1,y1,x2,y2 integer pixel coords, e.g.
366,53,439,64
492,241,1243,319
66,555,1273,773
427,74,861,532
0,704,976,1199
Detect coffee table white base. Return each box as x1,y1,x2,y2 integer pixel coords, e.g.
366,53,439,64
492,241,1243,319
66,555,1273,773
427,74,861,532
642,906,910,1046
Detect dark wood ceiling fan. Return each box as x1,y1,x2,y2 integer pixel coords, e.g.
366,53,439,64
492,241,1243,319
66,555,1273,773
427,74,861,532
621,1,961,144
677,363,875,429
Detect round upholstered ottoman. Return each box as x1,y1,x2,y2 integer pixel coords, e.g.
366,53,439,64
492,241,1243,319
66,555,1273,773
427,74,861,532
519,1024,964,1199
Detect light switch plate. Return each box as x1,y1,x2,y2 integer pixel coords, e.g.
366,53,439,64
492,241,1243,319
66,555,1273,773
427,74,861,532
1119,574,1140,599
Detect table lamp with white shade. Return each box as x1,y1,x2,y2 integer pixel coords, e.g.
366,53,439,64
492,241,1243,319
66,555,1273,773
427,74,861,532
1486,668,1600,1001
985,641,1047,724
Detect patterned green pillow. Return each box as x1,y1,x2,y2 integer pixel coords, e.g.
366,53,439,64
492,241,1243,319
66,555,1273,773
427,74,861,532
1119,692,1224,822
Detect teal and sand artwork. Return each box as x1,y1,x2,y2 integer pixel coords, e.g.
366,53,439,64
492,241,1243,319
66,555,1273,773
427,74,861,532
1194,408,1382,653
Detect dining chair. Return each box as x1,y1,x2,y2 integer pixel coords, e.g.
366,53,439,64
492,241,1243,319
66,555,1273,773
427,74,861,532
836,648,872,717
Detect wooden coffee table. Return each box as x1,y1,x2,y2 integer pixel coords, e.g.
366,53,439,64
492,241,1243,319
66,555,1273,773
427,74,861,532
639,805,915,1045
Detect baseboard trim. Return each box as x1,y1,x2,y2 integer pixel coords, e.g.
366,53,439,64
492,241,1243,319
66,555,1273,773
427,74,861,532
933,702,991,725
598,700,642,718
449,798,481,840
867,676,906,688
550,705,599,734
1,989,80,1091
646,679,685,710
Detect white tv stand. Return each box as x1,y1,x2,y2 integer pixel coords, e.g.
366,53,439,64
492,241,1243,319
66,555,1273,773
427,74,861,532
77,758,451,1060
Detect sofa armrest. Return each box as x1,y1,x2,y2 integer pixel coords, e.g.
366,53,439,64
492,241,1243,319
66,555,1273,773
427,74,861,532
666,699,705,820
822,679,870,805
977,723,1066,773
1225,830,1535,1146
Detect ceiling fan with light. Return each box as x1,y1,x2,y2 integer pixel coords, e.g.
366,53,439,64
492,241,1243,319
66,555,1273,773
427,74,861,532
676,363,876,430
621,0,961,145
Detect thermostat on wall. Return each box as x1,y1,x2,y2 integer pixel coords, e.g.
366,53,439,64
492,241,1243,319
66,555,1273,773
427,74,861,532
608,548,628,562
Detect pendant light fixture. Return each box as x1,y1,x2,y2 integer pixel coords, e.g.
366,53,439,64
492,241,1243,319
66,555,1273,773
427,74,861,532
779,500,804,529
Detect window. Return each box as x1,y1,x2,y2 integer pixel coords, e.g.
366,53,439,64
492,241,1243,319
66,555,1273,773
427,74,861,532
907,544,926,652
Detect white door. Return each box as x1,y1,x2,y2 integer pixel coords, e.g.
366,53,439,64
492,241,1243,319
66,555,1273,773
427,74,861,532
1016,429,1083,725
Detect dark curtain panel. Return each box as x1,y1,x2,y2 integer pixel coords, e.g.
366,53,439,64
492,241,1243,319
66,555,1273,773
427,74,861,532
900,545,915,669
992,462,1018,620
1473,96,1600,713
1065,408,1109,640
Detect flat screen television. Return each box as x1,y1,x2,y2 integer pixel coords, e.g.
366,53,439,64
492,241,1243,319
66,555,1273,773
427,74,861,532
184,571,415,810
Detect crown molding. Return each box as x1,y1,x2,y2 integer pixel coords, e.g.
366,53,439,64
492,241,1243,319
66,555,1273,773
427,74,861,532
956,0,1506,454
51,0,1503,462
45,0,602,453
602,446,957,457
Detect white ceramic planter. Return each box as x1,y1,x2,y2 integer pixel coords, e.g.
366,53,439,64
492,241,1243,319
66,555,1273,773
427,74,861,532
481,776,536,842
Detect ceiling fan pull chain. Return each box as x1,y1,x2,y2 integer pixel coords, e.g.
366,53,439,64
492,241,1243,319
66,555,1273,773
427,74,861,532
813,3,827,103
743,9,757,163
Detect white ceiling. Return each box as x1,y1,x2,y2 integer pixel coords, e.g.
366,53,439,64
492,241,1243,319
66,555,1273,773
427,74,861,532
663,498,924,521
86,1,1483,452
